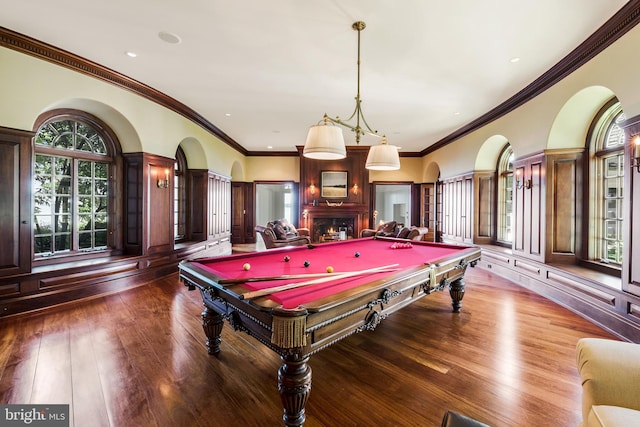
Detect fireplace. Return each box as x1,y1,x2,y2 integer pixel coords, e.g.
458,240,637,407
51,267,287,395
304,204,368,243
312,217,355,242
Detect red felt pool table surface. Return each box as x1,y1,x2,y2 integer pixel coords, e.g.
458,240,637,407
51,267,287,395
192,237,467,309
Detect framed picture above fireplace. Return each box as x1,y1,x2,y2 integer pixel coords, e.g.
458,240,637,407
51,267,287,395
321,171,348,198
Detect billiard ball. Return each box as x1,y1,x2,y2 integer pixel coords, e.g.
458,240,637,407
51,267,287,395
303,260,310,267
243,263,251,271
284,256,290,262
354,252,360,257
326,266,334,273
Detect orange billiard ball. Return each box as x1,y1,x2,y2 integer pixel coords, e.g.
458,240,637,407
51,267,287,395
326,266,334,273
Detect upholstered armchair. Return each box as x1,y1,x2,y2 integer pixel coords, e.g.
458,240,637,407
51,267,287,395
576,338,640,426
255,219,310,251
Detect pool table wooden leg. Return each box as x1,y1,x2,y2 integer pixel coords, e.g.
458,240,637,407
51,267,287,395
449,278,465,313
278,354,312,427
201,306,224,355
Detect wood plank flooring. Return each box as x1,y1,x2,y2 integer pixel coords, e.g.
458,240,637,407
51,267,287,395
0,266,616,426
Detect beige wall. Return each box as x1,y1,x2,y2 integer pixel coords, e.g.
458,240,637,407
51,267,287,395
0,47,246,178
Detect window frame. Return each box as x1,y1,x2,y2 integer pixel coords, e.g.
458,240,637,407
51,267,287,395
495,144,514,246
586,100,625,272
32,109,123,265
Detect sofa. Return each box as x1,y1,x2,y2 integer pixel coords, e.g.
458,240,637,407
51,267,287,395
255,219,310,251
576,338,640,426
360,220,430,241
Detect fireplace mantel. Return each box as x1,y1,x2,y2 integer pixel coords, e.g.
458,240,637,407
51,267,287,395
302,204,369,242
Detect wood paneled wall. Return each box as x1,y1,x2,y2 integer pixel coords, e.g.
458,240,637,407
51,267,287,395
0,126,231,317
0,128,32,278
513,153,545,261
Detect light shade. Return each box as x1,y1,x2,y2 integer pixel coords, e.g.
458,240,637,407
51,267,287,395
365,141,400,170
303,124,347,160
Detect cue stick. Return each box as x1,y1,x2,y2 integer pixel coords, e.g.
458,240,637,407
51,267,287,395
219,269,390,285
239,263,400,300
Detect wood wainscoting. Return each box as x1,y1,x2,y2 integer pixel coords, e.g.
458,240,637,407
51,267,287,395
477,245,640,343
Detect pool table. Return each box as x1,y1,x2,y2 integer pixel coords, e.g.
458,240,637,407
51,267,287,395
179,236,481,426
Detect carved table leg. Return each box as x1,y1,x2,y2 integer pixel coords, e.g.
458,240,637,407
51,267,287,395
278,354,312,427
449,278,465,313
201,306,224,355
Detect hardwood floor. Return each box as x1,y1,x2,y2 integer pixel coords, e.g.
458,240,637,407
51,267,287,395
0,266,616,426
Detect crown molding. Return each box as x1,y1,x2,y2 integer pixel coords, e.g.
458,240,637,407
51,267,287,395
0,26,248,156
420,0,640,156
1,1,639,159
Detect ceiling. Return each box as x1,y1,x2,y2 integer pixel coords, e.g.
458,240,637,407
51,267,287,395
0,0,631,154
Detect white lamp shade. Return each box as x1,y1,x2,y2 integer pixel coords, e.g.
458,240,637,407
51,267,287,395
303,124,346,160
365,142,400,170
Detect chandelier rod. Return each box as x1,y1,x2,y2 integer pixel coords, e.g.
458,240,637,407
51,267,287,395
322,21,381,144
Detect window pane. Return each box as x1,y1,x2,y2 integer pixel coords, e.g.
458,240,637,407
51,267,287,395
34,215,52,235
95,196,107,213
78,177,92,195
95,179,108,196
35,125,56,147
55,215,71,233
55,234,71,252
95,214,107,230
604,157,618,178
34,236,52,254
79,232,92,249
54,196,71,214
95,230,107,247
95,162,107,178
78,196,92,213
605,200,617,219
54,132,74,150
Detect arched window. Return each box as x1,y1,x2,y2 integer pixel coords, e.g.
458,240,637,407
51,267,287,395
497,145,514,244
589,101,625,266
33,110,120,259
174,146,187,241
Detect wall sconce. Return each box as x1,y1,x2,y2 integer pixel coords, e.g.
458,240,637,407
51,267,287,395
352,184,358,195
515,169,531,190
373,210,378,220
309,184,316,195
157,168,170,189
517,179,532,190
632,135,640,173
302,209,308,220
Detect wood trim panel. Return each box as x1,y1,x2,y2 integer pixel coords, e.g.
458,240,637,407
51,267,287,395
477,246,640,343
0,127,33,276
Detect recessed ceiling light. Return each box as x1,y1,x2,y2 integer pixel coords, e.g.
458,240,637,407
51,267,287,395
225,113,231,117
267,146,273,149
510,57,521,63
125,51,137,58
158,31,182,44
453,111,460,116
